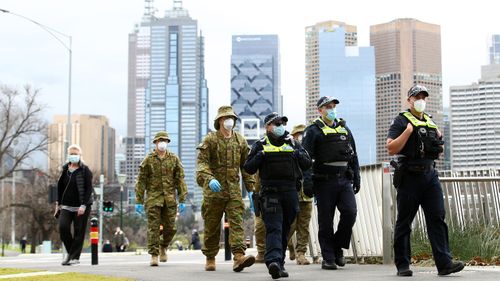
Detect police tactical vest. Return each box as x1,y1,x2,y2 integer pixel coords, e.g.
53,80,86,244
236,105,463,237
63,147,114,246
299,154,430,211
260,136,295,181
402,111,443,160
313,118,353,163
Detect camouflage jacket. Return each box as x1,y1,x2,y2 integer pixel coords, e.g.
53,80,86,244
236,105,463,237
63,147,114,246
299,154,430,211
196,130,256,199
135,150,188,207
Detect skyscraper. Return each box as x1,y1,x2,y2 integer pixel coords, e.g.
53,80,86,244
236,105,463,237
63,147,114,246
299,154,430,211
370,19,443,164
127,0,208,206
48,114,116,182
305,21,357,124
307,22,376,165
489,35,500,64
450,64,500,170
231,35,281,141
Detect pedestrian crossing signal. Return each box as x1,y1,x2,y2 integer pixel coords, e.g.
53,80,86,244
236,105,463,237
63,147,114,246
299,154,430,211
103,201,114,212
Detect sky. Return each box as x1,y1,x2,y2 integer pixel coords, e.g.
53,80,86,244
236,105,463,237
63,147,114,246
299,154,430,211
1,0,498,140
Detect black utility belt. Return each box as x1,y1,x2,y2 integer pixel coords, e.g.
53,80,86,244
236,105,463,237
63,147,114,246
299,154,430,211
312,172,346,181
260,185,296,193
401,161,435,173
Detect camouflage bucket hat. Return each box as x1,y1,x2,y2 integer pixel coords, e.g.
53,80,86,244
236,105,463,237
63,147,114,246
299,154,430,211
290,124,306,135
214,105,238,130
153,131,170,143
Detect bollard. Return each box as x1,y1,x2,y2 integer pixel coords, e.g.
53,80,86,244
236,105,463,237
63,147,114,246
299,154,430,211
90,217,99,265
224,214,231,261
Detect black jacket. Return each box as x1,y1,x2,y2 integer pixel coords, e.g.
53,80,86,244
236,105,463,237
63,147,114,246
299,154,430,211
57,163,93,207
302,118,361,188
244,132,312,189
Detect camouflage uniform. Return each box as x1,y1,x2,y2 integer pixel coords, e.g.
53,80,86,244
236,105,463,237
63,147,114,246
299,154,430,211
287,124,313,264
196,106,256,270
136,132,187,257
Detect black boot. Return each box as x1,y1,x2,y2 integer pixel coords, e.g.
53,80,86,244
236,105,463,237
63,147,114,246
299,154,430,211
321,260,338,270
334,248,346,267
269,262,282,279
397,268,413,276
438,261,464,276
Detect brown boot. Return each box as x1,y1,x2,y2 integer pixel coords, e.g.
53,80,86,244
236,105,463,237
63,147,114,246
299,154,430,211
150,255,159,266
296,252,310,265
233,253,255,272
205,258,216,271
159,246,167,262
289,249,296,261
255,252,265,263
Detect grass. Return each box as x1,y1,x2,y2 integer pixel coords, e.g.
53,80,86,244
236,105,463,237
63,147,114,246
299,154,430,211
0,270,134,280
411,224,500,265
0,268,42,276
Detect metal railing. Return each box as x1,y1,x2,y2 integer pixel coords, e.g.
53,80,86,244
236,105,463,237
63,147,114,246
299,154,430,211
307,164,500,264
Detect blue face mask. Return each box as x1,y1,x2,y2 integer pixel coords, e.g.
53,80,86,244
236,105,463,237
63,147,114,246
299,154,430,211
272,125,285,137
68,155,80,164
325,108,337,121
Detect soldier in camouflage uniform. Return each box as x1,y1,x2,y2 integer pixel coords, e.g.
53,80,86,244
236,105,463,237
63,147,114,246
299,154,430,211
287,124,313,265
253,177,266,263
196,105,257,272
135,131,188,266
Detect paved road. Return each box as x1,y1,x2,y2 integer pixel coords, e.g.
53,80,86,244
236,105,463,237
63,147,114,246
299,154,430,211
1,249,498,281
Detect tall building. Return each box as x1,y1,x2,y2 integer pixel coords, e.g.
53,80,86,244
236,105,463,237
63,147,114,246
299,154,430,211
310,23,376,165
450,64,500,170
370,19,443,163
127,0,208,206
489,35,500,64
305,21,357,124
231,34,281,141
48,114,116,182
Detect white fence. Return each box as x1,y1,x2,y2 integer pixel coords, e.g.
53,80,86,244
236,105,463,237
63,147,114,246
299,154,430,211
307,164,500,264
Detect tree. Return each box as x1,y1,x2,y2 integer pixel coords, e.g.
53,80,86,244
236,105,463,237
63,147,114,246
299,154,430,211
0,85,49,180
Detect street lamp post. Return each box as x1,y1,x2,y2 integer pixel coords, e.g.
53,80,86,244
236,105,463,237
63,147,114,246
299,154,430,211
117,174,127,231
0,9,73,153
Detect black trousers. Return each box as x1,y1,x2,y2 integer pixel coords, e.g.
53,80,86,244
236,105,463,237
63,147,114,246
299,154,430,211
314,174,357,262
262,189,299,268
59,207,90,260
394,169,452,271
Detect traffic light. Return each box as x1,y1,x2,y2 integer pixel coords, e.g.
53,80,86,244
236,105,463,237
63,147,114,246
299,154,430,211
103,201,114,212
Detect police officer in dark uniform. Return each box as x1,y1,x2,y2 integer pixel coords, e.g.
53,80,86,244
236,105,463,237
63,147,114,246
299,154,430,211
244,112,311,279
387,85,464,277
302,96,360,270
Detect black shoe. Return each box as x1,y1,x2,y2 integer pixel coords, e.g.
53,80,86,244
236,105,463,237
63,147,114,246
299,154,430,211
321,260,338,270
334,249,346,267
280,266,289,278
438,261,465,276
269,262,282,279
61,256,71,266
397,268,413,276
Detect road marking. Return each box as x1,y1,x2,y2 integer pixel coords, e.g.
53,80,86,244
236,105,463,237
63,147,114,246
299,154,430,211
0,271,64,279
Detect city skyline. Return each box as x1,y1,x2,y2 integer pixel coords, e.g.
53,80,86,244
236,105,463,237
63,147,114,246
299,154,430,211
1,0,499,170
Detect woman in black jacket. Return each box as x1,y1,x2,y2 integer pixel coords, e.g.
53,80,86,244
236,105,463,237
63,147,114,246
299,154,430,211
54,144,93,265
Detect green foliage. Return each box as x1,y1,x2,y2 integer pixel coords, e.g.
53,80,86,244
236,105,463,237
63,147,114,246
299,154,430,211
411,224,500,263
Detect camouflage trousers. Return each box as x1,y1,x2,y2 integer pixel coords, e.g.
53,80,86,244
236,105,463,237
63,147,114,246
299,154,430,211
254,215,266,254
201,197,246,258
288,201,313,253
147,201,177,256
255,201,312,254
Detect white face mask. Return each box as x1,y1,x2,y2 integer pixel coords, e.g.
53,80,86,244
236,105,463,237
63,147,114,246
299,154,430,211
157,141,168,152
223,118,234,130
297,135,303,143
414,99,426,113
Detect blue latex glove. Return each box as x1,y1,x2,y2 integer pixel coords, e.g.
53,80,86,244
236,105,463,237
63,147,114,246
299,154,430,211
208,179,221,192
248,192,254,213
178,203,186,213
135,204,144,215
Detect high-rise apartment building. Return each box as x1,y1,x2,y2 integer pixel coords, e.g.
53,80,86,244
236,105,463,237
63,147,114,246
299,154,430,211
370,19,443,163
305,21,357,124
489,35,500,64
127,0,208,206
310,23,376,165
48,114,116,182
231,34,281,141
450,64,500,170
